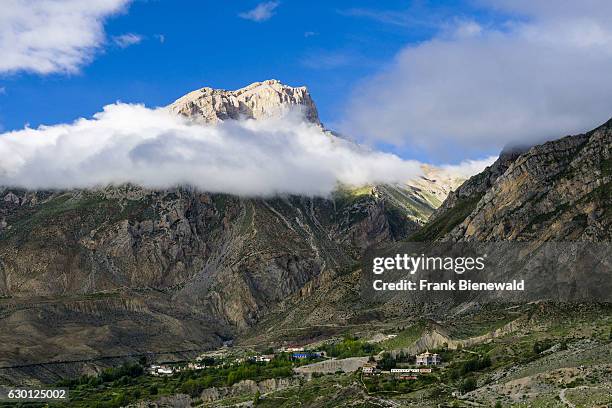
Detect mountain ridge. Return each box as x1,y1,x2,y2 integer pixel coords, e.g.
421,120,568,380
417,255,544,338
413,117,611,242
0,81,466,381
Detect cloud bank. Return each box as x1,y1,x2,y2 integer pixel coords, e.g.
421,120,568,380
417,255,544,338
0,0,130,74
340,0,612,158
0,104,437,196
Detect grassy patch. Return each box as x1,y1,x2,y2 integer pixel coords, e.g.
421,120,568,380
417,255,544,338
408,193,484,241
380,321,427,350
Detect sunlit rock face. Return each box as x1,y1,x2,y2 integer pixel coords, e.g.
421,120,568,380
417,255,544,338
168,79,320,125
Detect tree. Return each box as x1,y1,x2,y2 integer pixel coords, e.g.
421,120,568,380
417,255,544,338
179,379,203,397
460,377,477,393
253,390,261,406
378,352,396,370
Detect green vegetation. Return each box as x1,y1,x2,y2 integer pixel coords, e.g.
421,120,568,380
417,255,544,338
1,356,298,408
459,377,477,393
532,339,555,354
445,305,523,339
408,193,484,241
363,372,438,394
318,335,379,358
332,185,373,211
1,303,609,407
381,321,426,350
377,184,437,221
458,355,491,375
253,372,364,407
1,192,156,244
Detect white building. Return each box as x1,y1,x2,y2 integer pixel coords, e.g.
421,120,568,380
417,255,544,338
361,363,378,375
391,368,420,373
416,351,441,366
157,367,174,375
253,354,274,363
148,365,175,376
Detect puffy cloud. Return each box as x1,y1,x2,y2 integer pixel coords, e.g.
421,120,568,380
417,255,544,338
339,0,612,159
239,1,279,22
0,104,430,197
112,33,143,48
0,0,130,74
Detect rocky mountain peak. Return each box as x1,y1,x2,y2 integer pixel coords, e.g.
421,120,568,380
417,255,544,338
168,79,320,125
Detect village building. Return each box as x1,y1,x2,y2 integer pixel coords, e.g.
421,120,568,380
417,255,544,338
252,354,275,363
416,351,441,366
391,368,420,374
148,364,175,376
361,362,378,375
157,367,173,375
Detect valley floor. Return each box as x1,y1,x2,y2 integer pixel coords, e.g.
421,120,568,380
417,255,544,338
1,302,610,408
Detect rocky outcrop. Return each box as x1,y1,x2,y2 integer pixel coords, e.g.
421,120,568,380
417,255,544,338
199,377,301,403
168,79,320,125
129,394,192,408
446,121,611,241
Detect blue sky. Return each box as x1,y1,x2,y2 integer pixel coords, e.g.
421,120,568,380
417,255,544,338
1,0,612,165
0,1,468,128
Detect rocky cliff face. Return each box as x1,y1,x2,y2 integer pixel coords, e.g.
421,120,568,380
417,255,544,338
168,79,320,125
420,119,611,242
409,147,526,241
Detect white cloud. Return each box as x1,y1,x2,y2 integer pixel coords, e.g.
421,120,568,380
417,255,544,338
112,33,143,48
441,156,497,178
239,1,279,22
0,104,427,197
339,0,612,159
0,0,130,75
0,87,5,95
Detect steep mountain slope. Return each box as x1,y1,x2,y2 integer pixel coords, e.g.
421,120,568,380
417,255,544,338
0,81,464,378
413,118,611,242
247,117,612,346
